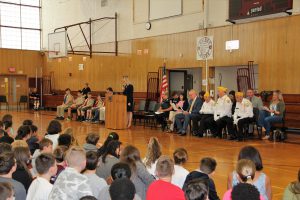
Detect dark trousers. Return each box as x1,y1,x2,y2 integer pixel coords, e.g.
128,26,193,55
198,114,214,136
236,117,253,140
191,114,202,133
215,116,234,137
155,112,169,130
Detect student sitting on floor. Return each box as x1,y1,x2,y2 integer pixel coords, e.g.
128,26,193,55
27,125,40,155
83,151,107,198
66,90,85,121
86,94,104,122
283,168,300,200
227,146,271,200
120,145,155,200
223,159,265,200
146,155,185,200
0,128,14,144
2,114,14,138
0,152,26,200
109,178,136,200
45,120,62,149
98,162,142,200
26,153,58,200
143,137,162,177
12,146,33,192
50,145,68,184
0,182,14,200
15,125,31,145
97,132,119,157
49,146,93,200
96,140,121,181
55,88,74,120
184,178,209,200
231,183,261,200
31,138,53,176
77,92,95,122
171,148,189,188
183,157,220,200
83,133,100,152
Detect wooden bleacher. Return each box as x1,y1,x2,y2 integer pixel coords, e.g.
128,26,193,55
282,94,300,129
42,90,147,111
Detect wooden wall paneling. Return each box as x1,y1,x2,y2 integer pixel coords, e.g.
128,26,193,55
42,15,300,94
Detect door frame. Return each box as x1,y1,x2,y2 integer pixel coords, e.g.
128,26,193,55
168,70,187,96
0,74,28,108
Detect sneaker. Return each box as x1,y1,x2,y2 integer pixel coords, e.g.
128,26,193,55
66,117,71,121
91,120,99,124
262,135,270,140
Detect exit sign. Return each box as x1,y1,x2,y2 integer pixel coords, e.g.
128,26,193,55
8,67,16,73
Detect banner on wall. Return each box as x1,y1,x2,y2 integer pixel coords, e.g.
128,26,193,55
196,36,213,60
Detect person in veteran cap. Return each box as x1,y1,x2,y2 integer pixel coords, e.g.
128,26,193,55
195,92,216,137
233,92,254,141
214,86,235,138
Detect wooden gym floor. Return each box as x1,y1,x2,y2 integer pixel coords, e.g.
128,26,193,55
2,110,300,200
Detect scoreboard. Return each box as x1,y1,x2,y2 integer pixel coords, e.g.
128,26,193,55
229,0,293,20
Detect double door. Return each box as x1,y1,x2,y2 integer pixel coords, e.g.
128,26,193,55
0,74,27,107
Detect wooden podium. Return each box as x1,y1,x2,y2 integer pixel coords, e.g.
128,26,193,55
105,94,127,130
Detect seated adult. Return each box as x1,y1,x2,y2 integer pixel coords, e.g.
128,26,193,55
232,92,254,141
155,92,172,131
86,94,104,122
175,89,202,136
246,89,263,110
66,90,85,121
283,168,300,200
227,146,271,200
29,88,40,110
214,86,234,138
0,152,26,200
95,87,114,123
195,92,215,137
146,155,185,200
82,83,91,98
55,88,73,120
77,92,94,122
258,90,285,140
167,93,189,132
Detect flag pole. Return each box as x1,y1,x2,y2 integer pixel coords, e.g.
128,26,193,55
205,58,208,92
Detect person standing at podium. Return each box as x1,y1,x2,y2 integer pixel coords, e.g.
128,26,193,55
122,76,134,128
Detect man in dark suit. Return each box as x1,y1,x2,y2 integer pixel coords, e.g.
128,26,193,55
175,89,203,136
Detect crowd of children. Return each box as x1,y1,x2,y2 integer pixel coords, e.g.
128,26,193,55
0,114,299,200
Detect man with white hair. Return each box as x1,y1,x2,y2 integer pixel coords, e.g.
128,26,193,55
175,89,203,136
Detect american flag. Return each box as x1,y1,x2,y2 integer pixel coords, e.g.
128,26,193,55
160,66,168,102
